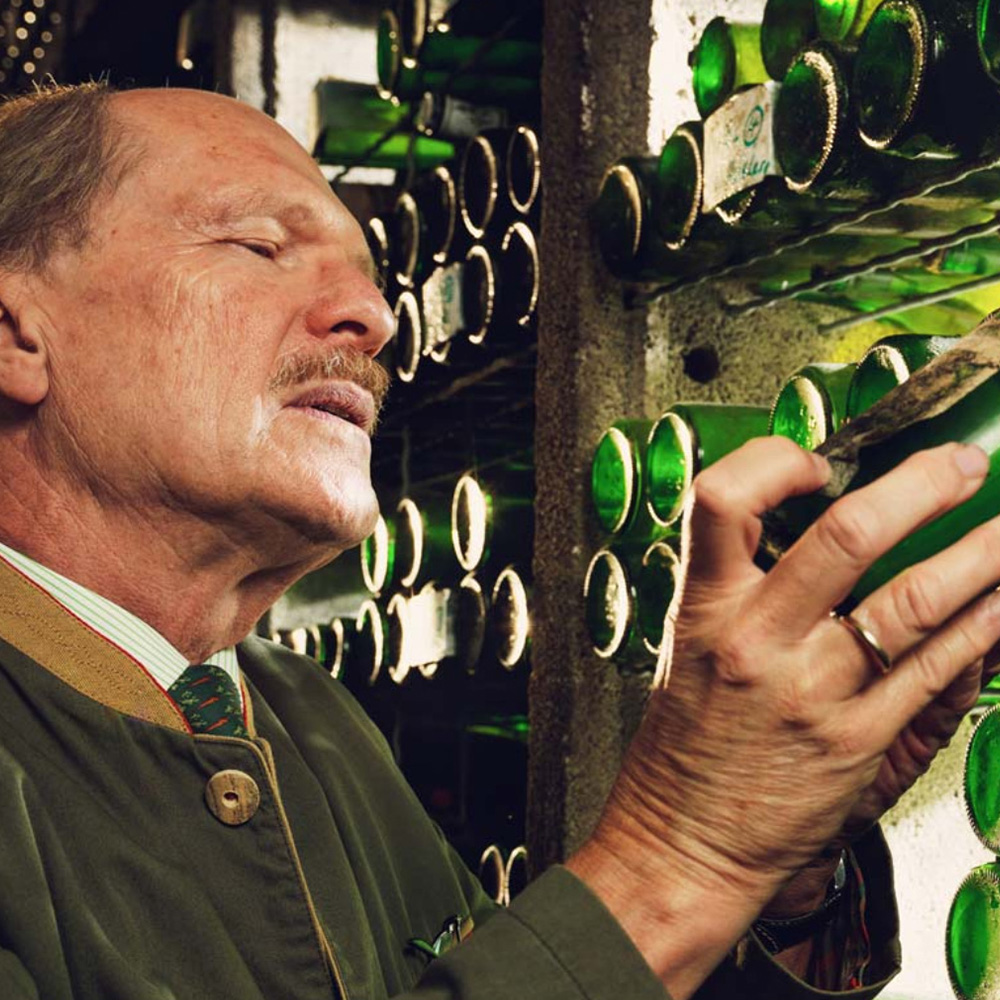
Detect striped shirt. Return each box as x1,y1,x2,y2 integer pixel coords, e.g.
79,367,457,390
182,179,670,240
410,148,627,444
0,540,242,710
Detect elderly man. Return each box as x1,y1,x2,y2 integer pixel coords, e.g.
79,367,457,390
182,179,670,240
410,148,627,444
0,81,997,1000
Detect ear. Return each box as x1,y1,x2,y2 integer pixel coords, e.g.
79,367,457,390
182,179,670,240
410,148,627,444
0,280,49,407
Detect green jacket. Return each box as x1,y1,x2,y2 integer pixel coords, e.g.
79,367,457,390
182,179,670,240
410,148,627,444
0,558,900,999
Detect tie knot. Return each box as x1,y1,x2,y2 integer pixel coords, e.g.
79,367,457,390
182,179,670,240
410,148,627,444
167,663,247,738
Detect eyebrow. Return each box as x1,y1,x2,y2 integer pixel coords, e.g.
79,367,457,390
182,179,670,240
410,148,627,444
184,189,380,284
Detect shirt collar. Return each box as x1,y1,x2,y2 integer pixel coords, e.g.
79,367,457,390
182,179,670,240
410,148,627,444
0,539,240,697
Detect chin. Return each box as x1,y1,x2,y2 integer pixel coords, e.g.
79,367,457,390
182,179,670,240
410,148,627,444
282,483,380,550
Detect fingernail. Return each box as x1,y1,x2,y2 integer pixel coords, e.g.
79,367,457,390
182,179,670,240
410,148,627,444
955,444,989,479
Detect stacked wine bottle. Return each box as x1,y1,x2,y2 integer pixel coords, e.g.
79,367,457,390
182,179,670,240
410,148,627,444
947,706,1000,999
312,0,542,392
277,465,534,695
588,330,1000,690
594,0,1000,304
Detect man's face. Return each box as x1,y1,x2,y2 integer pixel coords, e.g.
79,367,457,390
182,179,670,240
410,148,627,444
29,90,394,562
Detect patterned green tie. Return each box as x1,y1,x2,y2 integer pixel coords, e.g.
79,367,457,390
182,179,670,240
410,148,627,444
167,663,248,738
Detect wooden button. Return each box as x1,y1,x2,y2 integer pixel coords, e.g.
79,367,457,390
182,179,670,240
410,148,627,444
204,770,260,826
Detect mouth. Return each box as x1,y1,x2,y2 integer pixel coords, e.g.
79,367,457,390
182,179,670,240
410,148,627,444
287,382,376,434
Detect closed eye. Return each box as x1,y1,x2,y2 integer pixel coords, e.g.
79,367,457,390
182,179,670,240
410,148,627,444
228,240,279,260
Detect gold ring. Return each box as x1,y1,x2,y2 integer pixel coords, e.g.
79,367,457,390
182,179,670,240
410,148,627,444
831,611,893,675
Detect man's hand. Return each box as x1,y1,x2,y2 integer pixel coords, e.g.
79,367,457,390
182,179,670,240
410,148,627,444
567,437,1000,999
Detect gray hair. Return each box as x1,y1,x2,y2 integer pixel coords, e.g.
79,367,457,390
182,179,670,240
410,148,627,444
0,81,140,272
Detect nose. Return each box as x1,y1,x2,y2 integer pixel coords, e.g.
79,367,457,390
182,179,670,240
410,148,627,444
304,264,395,357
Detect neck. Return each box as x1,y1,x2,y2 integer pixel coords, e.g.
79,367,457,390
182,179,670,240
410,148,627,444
0,447,336,662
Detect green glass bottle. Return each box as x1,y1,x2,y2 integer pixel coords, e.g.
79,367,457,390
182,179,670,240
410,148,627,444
392,168,457,286
634,539,682,656
933,235,1000,278
315,128,455,171
395,496,457,588
392,290,424,385
815,0,884,45
653,122,714,251
583,547,650,668
593,157,729,282
450,467,535,573
416,91,512,138
399,0,542,59
980,0,1000,86
846,333,959,418
457,573,489,676
366,215,392,294
591,420,655,535
497,221,540,332
773,44,888,200
490,566,531,671
326,617,350,680
854,0,990,160
415,22,541,77
506,125,542,216
461,243,499,347
438,0,542,42
361,513,396,594
652,122,762,255
880,300,987,337
312,78,411,134
459,129,520,239
377,9,540,104
946,863,1000,1000
645,404,771,528
458,229,538,348
385,592,413,685
354,598,388,687
964,705,1000,853
762,346,1000,603
761,0,820,80
689,17,768,118
770,363,857,450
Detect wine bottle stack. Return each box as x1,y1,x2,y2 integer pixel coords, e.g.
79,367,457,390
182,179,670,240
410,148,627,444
274,466,534,703
585,404,769,670
593,0,1000,312
311,1,542,393
585,329,1000,682
945,704,1000,1000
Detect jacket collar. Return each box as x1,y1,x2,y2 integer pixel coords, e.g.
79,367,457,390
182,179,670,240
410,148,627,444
0,554,255,736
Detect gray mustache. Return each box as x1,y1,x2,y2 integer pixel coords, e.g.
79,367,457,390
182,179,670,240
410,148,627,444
269,348,391,429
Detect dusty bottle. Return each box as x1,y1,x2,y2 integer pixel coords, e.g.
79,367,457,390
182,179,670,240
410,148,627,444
645,404,771,528
946,862,1000,1000
769,363,857,450
854,0,994,159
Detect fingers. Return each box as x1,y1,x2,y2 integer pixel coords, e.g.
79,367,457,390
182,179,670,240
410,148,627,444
854,586,1000,750
858,516,1000,666
685,437,830,588
758,443,989,636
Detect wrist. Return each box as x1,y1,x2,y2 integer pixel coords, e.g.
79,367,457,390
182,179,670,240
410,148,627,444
566,825,769,1000
760,850,844,919
753,851,848,955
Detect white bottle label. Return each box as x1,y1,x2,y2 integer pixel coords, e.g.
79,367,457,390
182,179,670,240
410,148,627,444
407,585,453,666
438,97,509,138
702,82,782,213
422,262,466,354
